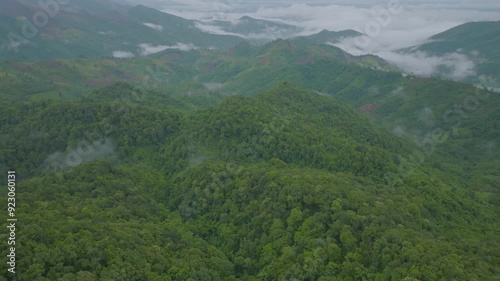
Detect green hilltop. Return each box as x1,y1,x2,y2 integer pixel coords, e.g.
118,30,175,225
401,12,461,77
291,29,363,45
0,3,499,280
0,82,498,280
1,37,498,199
0,39,397,103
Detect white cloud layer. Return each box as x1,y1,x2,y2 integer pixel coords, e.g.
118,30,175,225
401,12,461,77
376,51,477,80
143,22,164,31
138,43,198,56
112,51,135,58
138,44,169,56
122,1,500,78
193,22,288,41
148,1,499,51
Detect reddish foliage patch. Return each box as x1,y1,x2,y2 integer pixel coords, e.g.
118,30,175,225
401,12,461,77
39,26,61,39
85,78,118,88
11,63,33,73
259,55,270,65
54,81,72,88
298,54,313,65
44,61,63,70
102,60,118,67
163,53,182,64
360,103,379,114
202,63,215,72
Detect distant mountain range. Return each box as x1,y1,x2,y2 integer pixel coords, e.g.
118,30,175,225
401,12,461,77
292,29,363,45
0,38,396,103
0,0,244,60
203,16,303,43
0,0,369,60
0,1,499,280
1,0,498,90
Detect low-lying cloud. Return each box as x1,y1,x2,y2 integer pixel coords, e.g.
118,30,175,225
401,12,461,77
154,1,500,42
203,82,224,91
143,22,164,31
194,21,289,41
44,138,115,170
376,51,477,80
139,43,198,55
122,1,500,79
113,43,199,58
112,51,135,58
138,44,170,55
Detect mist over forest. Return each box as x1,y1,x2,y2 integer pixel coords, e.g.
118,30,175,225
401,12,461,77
0,0,499,280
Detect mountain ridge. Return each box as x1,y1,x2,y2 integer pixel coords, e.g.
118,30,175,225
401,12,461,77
0,0,245,60
0,3,499,280
1,82,498,280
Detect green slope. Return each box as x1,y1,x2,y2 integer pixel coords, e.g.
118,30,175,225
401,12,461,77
1,38,497,196
0,82,498,280
423,21,500,61
291,29,363,45
0,0,244,61
0,40,396,103
0,3,498,279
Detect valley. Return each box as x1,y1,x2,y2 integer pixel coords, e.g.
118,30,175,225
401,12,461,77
0,1,498,280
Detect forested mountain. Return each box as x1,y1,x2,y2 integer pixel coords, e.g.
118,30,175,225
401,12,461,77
0,82,498,280
0,0,244,60
0,39,396,102
291,29,363,45
0,2,499,281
